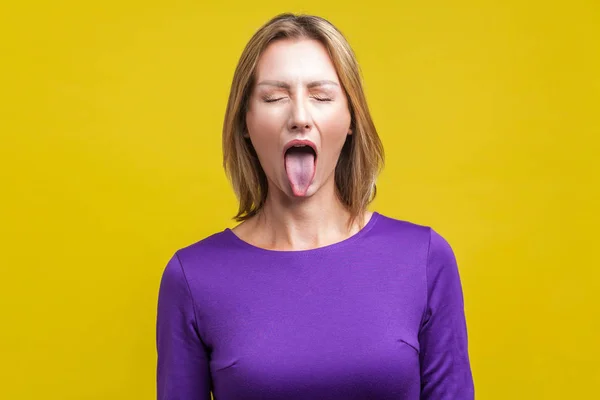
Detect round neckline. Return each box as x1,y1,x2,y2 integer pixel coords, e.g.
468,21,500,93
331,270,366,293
223,211,380,255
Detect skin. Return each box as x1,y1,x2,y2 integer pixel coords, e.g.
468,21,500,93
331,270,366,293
233,38,372,251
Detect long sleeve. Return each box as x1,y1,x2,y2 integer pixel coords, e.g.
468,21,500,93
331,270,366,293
418,229,474,399
156,252,212,400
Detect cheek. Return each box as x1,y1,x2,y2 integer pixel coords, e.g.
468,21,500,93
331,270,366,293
246,109,282,164
317,106,352,149
246,101,286,136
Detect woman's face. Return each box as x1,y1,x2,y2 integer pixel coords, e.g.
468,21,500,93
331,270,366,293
245,39,352,199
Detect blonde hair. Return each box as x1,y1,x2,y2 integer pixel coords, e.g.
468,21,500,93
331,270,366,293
222,13,384,224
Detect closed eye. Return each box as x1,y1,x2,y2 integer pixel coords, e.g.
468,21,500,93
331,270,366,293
262,96,332,103
263,97,286,103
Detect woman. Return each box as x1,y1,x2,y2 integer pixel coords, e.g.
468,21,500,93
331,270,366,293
157,13,474,400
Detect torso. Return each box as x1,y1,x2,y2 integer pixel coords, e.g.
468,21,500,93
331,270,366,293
176,212,430,399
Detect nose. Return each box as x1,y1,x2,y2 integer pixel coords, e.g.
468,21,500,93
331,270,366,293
288,98,312,133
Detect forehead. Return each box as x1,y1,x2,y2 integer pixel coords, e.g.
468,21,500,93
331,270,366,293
254,39,339,83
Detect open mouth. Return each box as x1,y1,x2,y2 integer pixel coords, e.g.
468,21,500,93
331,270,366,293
283,141,317,197
284,144,317,159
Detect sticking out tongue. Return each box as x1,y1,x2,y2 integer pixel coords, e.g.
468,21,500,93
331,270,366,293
284,147,316,196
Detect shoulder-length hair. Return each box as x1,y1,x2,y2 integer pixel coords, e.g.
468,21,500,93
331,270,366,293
222,13,384,225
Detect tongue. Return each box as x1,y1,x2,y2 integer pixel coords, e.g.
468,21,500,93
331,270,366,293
285,150,315,196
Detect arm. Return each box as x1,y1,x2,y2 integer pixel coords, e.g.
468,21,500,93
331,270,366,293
156,252,212,400
419,229,474,399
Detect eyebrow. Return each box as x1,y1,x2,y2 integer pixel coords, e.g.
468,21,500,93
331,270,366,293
256,80,339,89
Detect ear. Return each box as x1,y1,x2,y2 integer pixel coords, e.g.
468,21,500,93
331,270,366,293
242,128,250,138
347,128,353,135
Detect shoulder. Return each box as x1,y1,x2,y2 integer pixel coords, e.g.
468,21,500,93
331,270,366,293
172,228,233,262
371,212,456,260
373,214,464,301
372,212,433,245
373,212,429,235
159,229,243,296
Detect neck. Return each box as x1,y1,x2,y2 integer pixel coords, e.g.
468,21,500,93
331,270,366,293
249,180,365,251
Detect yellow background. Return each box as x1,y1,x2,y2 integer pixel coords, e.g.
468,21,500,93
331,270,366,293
1,0,598,398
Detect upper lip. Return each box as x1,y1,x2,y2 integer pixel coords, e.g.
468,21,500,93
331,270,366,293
283,139,318,156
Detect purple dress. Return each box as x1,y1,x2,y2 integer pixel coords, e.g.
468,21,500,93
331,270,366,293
156,212,474,399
